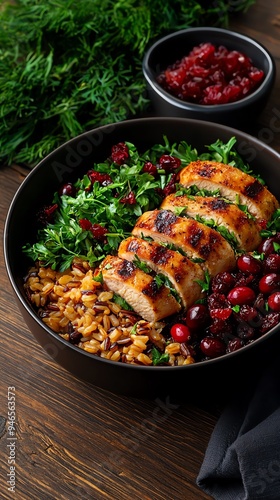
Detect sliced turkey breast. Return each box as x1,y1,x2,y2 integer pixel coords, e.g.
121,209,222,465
132,209,236,276
179,160,279,221
161,194,262,251
118,236,204,308
100,255,181,323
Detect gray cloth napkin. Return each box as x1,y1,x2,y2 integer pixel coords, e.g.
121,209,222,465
196,360,280,500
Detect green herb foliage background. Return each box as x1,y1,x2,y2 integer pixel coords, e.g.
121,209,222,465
0,0,255,166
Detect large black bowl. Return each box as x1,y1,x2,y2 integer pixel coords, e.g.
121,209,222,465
4,117,280,402
142,27,276,127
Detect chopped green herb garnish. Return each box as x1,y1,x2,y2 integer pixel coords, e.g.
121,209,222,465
151,347,169,366
23,135,265,271
112,294,133,311
195,270,211,293
133,255,152,274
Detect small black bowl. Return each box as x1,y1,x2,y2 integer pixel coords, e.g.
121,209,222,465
4,117,280,402
142,27,276,127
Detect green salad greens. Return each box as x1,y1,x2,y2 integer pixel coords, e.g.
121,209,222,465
0,0,256,166
23,136,263,271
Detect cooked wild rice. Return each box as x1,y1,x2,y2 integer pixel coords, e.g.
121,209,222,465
24,258,195,366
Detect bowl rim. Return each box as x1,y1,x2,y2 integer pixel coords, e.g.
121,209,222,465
142,26,276,112
4,116,280,373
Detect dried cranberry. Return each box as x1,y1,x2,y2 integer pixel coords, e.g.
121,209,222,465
259,312,280,333
79,218,107,241
156,42,265,105
226,337,244,353
37,204,58,225
236,323,255,340
111,142,129,165
88,170,112,186
209,318,233,338
58,182,76,197
143,162,158,176
159,155,181,173
264,254,280,273
259,273,280,294
227,286,256,306
200,336,226,358
208,293,232,320
163,173,177,196
237,305,260,327
211,272,235,294
237,254,262,275
120,191,136,205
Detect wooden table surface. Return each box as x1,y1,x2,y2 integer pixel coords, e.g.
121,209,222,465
1,2,280,499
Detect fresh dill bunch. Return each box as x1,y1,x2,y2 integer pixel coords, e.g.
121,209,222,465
0,0,256,166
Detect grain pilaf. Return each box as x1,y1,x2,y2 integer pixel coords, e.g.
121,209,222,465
24,258,195,366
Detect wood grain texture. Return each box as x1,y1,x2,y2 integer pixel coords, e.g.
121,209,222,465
1,2,280,499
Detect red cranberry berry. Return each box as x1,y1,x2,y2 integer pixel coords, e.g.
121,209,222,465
185,304,210,330
200,337,226,358
258,236,280,257
259,273,280,294
268,292,280,312
227,286,256,306
170,323,191,343
111,142,129,165
237,254,262,275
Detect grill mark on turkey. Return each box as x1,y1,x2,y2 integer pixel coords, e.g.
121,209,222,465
197,164,216,177
155,210,178,233
127,239,140,253
243,180,264,199
150,245,171,265
188,221,204,248
200,233,219,259
142,280,162,298
174,269,184,283
209,199,228,211
117,260,136,279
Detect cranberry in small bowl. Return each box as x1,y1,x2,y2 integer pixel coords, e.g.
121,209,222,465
142,27,275,127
